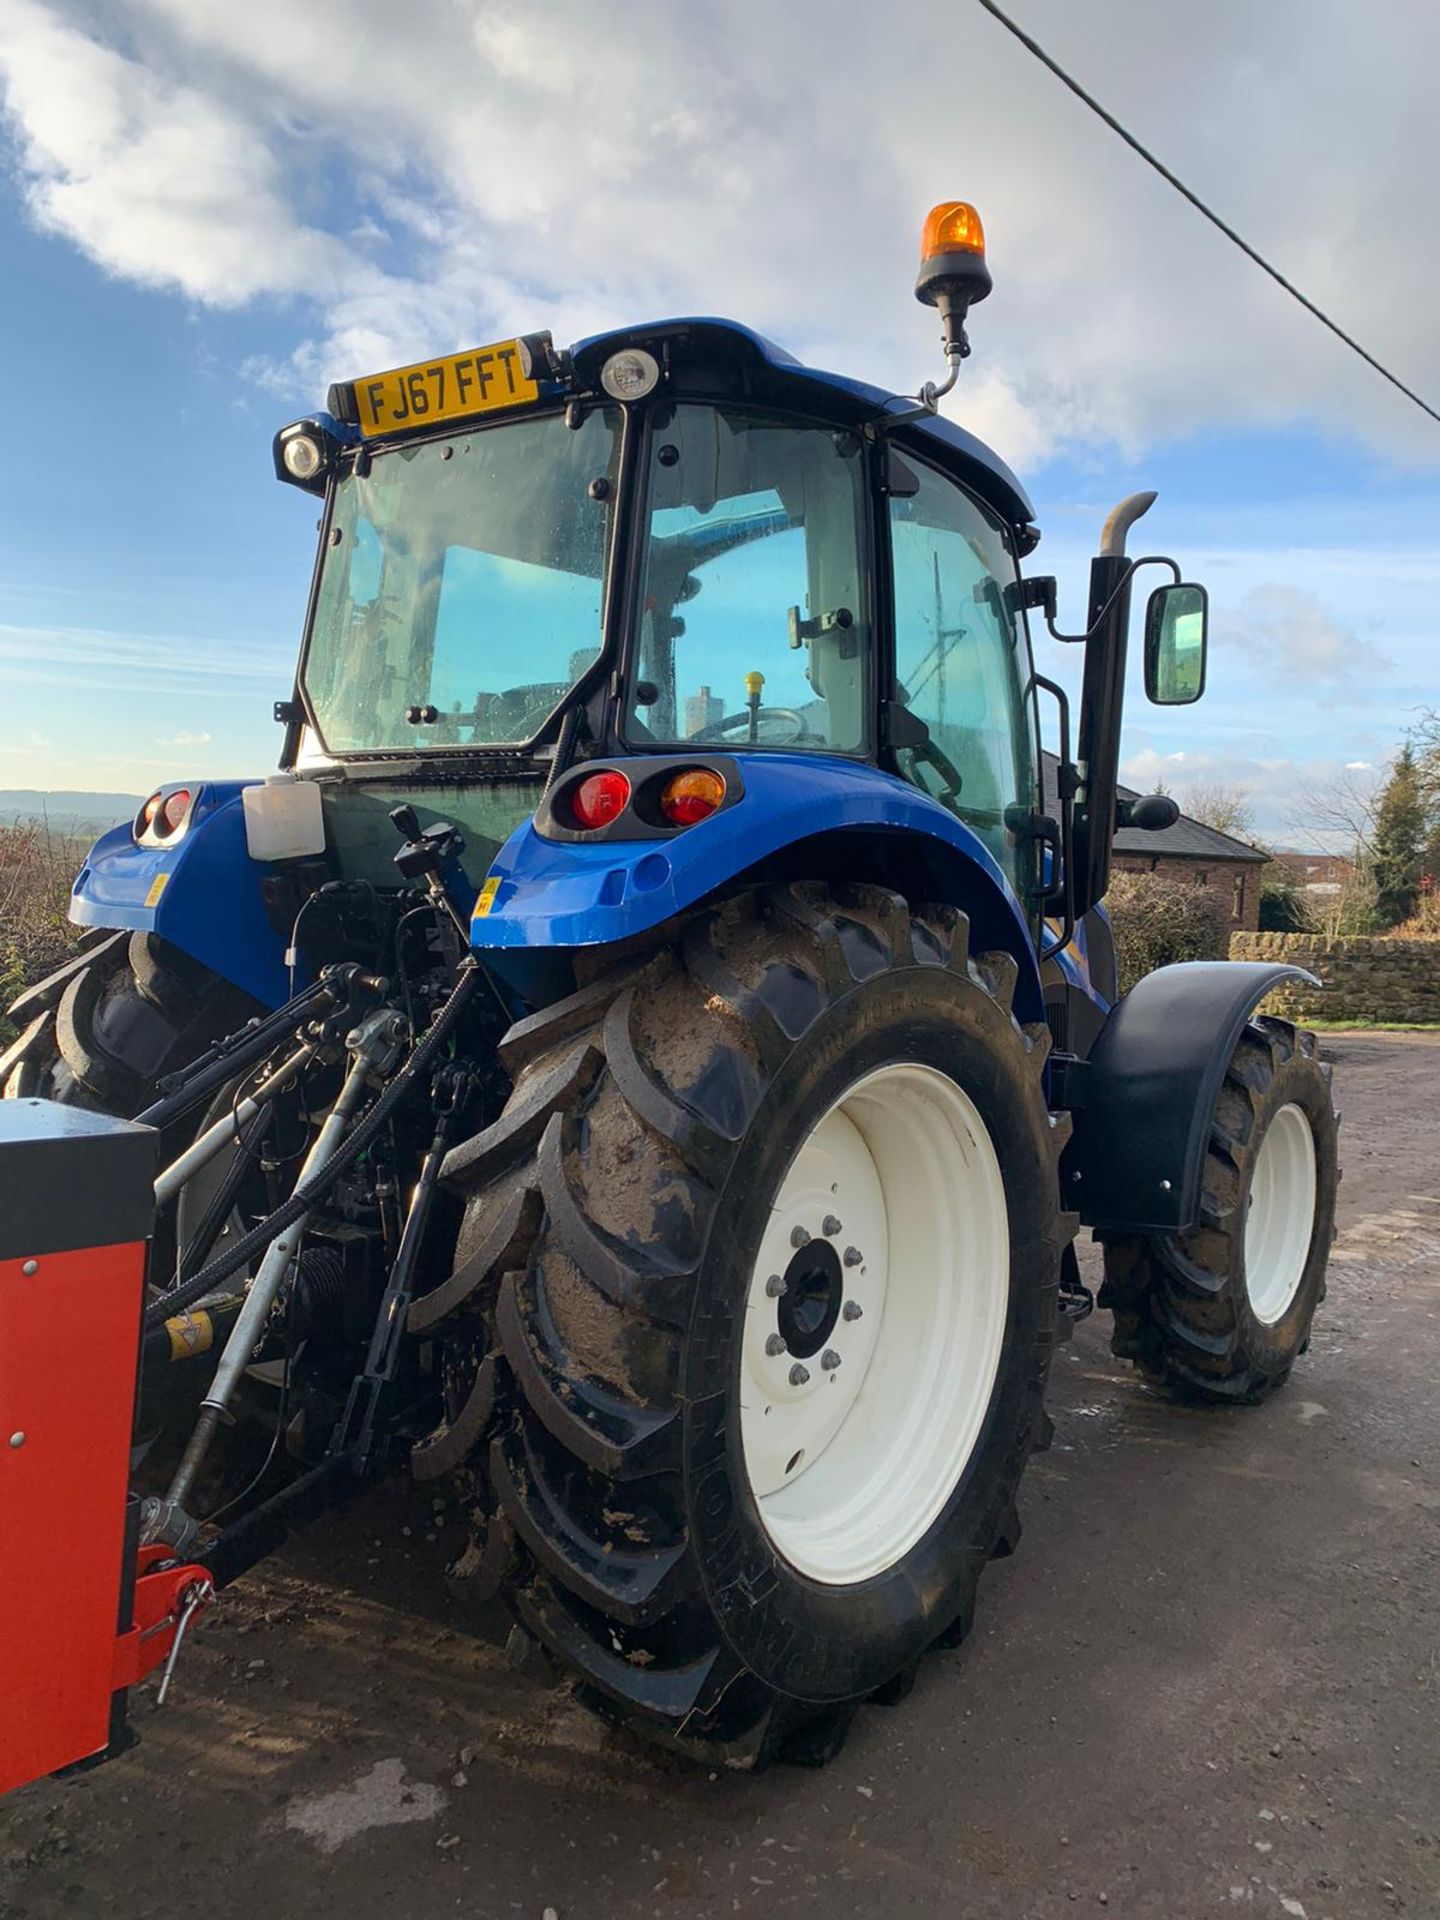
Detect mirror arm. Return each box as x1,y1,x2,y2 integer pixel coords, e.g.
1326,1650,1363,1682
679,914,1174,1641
1038,555,1181,645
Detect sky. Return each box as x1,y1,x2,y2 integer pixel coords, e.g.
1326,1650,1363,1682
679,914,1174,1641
1,0,1437,844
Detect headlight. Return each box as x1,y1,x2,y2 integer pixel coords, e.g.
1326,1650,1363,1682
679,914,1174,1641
282,433,324,481
272,417,342,493
600,348,661,401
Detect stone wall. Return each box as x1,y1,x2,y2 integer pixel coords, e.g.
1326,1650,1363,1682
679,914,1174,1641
1229,931,1440,1024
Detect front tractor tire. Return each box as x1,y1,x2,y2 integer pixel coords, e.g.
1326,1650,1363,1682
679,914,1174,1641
1100,1016,1339,1403
420,883,1076,1767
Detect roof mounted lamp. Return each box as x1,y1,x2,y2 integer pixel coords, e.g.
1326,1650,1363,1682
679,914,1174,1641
894,201,993,423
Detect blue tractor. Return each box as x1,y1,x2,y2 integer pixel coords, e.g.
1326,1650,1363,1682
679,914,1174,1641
1,203,1337,1771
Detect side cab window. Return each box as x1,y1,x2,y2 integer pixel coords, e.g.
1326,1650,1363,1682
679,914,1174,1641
888,461,1037,896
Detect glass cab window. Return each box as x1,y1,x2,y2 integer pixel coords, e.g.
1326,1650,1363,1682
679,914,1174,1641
303,408,620,755
889,461,1037,895
626,405,869,752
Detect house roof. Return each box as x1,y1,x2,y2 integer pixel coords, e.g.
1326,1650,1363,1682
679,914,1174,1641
1040,752,1268,865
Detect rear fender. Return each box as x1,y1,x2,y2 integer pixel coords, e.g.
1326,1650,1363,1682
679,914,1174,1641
69,782,288,1006
1060,960,1319,1234
470,754,1044,1025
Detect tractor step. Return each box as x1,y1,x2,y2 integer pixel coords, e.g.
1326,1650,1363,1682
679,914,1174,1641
1056,1241,1095,1341
1058,1279,1094,1323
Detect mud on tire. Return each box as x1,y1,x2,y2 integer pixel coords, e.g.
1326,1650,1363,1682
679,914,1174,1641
414,882,1076,1767
1099,1015,1339,1403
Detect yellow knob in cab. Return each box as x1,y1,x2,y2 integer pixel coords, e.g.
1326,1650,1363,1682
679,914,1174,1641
744,670,766,699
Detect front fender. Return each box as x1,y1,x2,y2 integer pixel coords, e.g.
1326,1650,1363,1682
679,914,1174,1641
69,781,288,1006
1061,960,1320,1234
470,754,1044,1022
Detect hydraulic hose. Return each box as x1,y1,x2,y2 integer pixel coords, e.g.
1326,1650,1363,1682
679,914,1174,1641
142,963,482,1332
174,1098,274,1285
136,976,336,1133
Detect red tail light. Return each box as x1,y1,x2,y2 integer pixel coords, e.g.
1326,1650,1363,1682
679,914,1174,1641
158,789,192,836
137,793,163,836
571,770,631,830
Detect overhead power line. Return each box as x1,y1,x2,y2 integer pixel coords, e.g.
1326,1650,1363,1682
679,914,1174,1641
975,0,1440,430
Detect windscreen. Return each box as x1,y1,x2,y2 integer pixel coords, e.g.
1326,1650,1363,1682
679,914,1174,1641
302,408,621,754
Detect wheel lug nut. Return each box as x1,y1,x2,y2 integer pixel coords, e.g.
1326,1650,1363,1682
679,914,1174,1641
765,1333,788,1357
790,1225,810,1249
843,1246,863,1267
821,1349,842,1371
789,1363,810,1386
842,1299,863,1322
822,1214,842,1236
765,1272,787,1297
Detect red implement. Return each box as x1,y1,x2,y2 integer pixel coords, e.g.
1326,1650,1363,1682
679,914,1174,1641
0,1101,174,1796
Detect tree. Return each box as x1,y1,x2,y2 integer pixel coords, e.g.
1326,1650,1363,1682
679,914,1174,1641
1285,765,1380,858
1184,781,1256,841
1368,743,1427,927
1106,869,1230,993
1410,709,1440,885
1258,858,1311,932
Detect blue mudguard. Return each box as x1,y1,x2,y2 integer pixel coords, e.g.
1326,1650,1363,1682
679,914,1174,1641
69,782,289,1007
469,753,1046,1025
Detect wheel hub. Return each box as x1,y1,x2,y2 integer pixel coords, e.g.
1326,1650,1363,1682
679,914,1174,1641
776,1239,845,1359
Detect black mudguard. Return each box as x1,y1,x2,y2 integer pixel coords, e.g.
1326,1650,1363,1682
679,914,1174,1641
1059,960,1318,1234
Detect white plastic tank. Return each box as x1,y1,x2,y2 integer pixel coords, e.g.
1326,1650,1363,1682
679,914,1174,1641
242,774,326,862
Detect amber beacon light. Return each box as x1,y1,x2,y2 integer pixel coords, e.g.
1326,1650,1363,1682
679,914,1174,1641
920,200,987,264
915,199,993,363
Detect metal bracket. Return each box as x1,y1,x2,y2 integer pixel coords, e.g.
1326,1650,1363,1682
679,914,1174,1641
111,1545,214,1696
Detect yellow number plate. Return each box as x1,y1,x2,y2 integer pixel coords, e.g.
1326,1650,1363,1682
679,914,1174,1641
353,340,539,438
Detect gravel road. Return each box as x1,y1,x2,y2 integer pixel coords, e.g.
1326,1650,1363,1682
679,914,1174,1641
3,1032,1437,1920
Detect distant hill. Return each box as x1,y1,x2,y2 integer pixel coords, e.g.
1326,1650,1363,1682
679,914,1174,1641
0,790,144,831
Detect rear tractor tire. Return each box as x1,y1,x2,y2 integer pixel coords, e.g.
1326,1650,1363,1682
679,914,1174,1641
417,882,1077,1766
1100,1015,1338,1403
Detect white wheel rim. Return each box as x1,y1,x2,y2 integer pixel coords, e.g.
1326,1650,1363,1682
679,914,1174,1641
739,1062,1010,1586
1243,1102,1317,1325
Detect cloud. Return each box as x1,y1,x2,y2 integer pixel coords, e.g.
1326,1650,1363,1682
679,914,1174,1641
1119,745,1311,837
1224,583,1389,691
0,620,286,697
3,0,1440,467
0,0,348,302
155,730,212,747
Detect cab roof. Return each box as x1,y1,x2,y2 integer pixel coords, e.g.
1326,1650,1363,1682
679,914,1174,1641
569,316,1036,529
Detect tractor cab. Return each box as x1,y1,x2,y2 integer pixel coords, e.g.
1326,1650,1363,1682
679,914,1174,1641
275,314,1053,923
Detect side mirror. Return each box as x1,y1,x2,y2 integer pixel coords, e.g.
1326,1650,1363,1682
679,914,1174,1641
1144,582,1208,705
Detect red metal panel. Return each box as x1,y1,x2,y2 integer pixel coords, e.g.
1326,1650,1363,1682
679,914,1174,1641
0,1240,145,1795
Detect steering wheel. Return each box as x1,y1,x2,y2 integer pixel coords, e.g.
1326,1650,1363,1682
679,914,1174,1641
694,706,806,746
